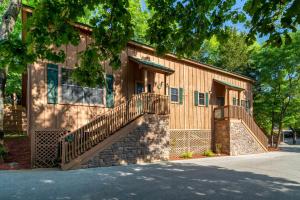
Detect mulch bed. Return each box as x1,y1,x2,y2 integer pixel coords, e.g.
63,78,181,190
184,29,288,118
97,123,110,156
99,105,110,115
169,153,228,161
268,147,281,152
0,136,31,170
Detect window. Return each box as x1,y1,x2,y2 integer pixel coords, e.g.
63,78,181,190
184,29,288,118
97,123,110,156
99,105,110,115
61,68,104,105
170,88,179,102
195,91,209,106
233,97,237,106
198,93,205,105
241,100,245,108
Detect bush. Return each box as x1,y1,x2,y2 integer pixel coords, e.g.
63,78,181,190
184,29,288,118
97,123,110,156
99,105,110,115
180,151,193,159
203,150,215,157
0,144,8,157
215,143,222,155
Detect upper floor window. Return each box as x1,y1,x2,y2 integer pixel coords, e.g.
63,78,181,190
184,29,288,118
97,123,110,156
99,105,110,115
61,68,104,105
170,88,179,102
233,97,237,106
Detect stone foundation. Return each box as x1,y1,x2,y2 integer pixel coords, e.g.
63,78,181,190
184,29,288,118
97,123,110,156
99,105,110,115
215,119,266,155
230,120,265,155
82,114,169,168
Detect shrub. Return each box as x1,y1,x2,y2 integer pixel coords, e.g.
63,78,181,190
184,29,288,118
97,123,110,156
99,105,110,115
180,151,193,159
203,149,215,157
0,144,8,157
215,143,222,155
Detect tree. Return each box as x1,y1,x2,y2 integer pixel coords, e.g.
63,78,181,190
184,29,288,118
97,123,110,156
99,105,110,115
1,0,300,141
252,32,300,147
192,29,255,77
244,0,300,46
128,0,150,43
218,29,251,73
0,0,22,140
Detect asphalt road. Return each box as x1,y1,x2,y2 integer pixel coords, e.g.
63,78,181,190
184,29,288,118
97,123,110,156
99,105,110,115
1,142,300,200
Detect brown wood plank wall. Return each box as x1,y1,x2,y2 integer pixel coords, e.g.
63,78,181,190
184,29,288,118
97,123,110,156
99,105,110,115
28,33,253,135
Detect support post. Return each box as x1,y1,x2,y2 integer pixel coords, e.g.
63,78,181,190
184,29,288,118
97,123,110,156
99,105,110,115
164,74,167,95
238,90,241,119
144,69,148,93
226,87,230,118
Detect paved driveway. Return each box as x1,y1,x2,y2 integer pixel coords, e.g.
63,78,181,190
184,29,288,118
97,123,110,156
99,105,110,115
1,143,300,200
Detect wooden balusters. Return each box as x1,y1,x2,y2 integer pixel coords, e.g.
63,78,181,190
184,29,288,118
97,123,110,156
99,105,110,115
60,93,170,166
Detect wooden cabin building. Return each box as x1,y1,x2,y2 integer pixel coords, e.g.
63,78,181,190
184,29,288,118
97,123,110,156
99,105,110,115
22,7,268,169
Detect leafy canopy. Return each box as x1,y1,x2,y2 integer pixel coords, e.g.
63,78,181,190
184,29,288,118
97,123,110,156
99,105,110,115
252,31,300,133
1,0,300,88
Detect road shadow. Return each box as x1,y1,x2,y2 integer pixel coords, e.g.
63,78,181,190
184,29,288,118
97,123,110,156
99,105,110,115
1,162,300,200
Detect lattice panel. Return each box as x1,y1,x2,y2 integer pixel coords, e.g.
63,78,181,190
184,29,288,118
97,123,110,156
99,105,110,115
170,130,212,157
32,129,66,168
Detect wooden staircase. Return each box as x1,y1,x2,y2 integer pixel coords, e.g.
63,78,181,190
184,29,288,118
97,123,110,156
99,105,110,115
58,93,170,170
214,105,268,150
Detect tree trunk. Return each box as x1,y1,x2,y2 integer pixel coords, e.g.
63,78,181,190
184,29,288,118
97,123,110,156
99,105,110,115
0,0,21,144
270,109,275,147
0,69,6,145
275,121,283,149
0,0,21,40
290,127,297,145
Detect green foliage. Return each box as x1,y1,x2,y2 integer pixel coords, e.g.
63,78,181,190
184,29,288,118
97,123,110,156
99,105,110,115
180,151,193,159
244,0,300,46
1,0,300,89
146,0,238,56
0,144,8,157
252,32,300,136
5,72,22,96
128,0,150,43
203,149,215,157
193,29,255,77
215,143,222,155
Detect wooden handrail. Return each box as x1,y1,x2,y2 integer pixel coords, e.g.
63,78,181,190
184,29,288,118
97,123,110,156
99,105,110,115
59,93,170,166
214,105,268,149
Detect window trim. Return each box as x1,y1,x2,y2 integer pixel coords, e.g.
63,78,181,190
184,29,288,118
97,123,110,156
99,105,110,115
197,92,206,106
170,87,179,103
57,66,106,107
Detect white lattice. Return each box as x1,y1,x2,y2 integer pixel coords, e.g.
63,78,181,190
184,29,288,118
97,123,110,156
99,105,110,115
170,130,212,156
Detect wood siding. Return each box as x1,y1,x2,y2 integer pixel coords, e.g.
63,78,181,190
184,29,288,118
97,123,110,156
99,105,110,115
27,31,254,135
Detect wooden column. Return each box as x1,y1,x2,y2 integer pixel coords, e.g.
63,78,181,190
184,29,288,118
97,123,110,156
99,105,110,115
164,74,167,95
226,87,230,118
144,69,148,93
238,91,241,106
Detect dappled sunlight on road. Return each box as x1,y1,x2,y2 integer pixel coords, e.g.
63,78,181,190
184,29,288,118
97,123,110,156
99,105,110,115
1,148,300,200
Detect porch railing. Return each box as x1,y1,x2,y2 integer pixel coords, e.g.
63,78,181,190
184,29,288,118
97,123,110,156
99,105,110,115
214,105,268,149
59,93,170,167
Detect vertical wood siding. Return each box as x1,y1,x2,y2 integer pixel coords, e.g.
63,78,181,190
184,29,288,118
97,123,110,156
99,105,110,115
28,33,253,134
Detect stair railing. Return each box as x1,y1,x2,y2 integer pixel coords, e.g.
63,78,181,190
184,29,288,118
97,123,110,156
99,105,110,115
214,105,268,149
59,93,169,166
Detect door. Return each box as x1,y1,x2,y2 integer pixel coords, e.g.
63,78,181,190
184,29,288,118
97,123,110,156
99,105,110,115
135,82,144,112
216,97,225,106
135,82,144,94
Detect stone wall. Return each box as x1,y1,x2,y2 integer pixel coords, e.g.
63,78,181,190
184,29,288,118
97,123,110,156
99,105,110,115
82,114,169,168
214,119,266,155
230,120,265,155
